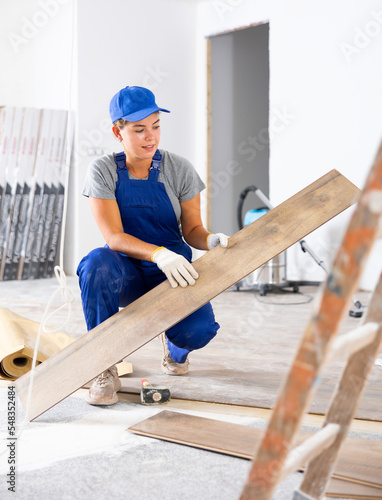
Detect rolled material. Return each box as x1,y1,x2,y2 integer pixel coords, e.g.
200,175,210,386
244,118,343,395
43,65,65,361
0,307,74,380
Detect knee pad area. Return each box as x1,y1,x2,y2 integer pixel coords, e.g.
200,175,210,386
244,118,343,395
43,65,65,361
165,303,220,352
78,248,116,289
77,248,146,329
77,247,144,298
77,247,115,276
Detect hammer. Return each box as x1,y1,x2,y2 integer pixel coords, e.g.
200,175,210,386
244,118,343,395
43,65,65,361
140,379,171,405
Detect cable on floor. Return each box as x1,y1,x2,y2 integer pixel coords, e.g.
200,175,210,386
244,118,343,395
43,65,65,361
254,288,314,305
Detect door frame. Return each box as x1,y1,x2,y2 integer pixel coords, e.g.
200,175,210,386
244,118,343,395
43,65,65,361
205,20,269,230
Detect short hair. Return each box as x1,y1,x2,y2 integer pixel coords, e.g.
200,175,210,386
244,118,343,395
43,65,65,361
113,118,128,129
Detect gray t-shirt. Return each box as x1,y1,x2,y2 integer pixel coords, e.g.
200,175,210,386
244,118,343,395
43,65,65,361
82,149,206,227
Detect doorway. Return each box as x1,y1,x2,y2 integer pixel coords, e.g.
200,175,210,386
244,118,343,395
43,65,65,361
208,22,270,236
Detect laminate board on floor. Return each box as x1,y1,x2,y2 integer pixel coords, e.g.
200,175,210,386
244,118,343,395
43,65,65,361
127,410,382,489
326,479,382,499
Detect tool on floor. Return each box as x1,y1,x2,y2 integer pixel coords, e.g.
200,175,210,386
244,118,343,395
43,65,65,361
240,141,382,500
140,379,171,405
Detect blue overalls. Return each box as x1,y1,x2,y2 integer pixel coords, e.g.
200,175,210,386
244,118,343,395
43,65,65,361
77,150,219,363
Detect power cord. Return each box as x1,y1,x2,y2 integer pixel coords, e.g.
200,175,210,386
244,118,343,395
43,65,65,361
299,240,366,317
16,267,75,436
254,287,313,305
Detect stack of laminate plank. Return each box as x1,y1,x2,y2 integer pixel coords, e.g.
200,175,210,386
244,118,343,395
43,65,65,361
0,106,68,281
128,411,382,500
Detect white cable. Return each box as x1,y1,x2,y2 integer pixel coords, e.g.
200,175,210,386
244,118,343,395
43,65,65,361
41,267,76,333
7,0,77,441
16,267,75,436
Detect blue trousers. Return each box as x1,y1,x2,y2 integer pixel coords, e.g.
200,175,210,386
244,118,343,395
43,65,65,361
77,247,219,363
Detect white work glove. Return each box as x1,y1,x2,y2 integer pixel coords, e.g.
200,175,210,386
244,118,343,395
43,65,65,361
151,247,199,288
206,233,229,250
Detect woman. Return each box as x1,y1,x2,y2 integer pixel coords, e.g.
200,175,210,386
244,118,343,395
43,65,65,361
77,85,228,405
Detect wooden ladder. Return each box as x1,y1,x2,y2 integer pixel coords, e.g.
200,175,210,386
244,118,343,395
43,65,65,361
240,141,382,500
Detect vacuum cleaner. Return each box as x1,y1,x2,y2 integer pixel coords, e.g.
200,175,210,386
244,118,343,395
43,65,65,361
236,185,291,296
235,184,365,317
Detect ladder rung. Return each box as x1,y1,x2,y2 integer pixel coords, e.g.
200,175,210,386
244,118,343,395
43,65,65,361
326,322,379,365
281,424,340,480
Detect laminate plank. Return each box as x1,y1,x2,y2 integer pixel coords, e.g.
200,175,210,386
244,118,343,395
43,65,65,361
15,170,360,420
326,478,382,499
127,410,382,489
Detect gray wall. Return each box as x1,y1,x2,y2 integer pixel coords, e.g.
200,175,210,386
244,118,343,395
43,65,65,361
210,23,269,236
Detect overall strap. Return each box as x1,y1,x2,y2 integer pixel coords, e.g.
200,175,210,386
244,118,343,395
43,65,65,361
114,152,127,172
148,149,162,181
114,150,162,178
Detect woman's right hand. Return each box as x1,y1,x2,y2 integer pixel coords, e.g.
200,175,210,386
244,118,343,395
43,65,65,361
151,247,199,288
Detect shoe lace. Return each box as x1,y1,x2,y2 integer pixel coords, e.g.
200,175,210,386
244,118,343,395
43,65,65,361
94,371,112,386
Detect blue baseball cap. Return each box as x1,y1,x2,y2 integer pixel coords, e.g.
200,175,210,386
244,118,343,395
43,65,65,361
109,86,170,123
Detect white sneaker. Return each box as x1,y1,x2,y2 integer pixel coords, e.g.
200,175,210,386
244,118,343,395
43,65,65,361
159,333,189,375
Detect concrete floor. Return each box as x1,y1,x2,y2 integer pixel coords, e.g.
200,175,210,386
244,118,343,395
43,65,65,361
0,276,381,500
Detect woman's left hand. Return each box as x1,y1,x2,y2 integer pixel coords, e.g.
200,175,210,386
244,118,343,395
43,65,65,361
206,233,229,250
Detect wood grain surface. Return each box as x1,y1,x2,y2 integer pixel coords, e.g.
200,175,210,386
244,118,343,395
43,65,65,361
326,478,382,499
127,410,382,489
15,170,360,421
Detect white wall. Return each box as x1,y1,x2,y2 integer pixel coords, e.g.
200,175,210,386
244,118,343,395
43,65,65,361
196,0,382,290
1,0,381,289
268,0,382,290
73,0,198,273
0,0,73,108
